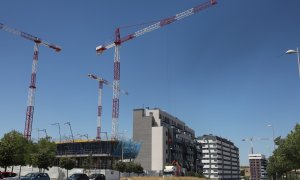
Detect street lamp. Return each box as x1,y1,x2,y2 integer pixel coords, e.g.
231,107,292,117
285,48,300,78
37,129,47,139
118,130,127,161
51,123,61,143
77,133,89,140
64,122,74,143
267,124,275,151
267,125,278,180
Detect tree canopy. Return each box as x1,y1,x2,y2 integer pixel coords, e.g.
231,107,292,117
267,124,300,179
29,137,57,171
0,130,29,171
113,161,143,175
60,157,76,177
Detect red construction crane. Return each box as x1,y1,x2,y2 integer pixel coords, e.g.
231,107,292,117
0,22,61,140
88,74,128,140
95,0,217,140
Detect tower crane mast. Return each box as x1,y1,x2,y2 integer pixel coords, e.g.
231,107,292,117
0,22,61,140
88,74,128,140
95,0,217,140
242,137,270,154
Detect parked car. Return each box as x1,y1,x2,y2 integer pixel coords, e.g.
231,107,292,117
88,174,105,180
19,173,50,180
67,173,89,180
0,172,17,180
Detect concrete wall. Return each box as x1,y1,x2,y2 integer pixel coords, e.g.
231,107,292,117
133,109,152,171
145,109,161,126
151,126,167,172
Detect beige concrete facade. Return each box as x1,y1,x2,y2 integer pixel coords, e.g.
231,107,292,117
133,108,201,173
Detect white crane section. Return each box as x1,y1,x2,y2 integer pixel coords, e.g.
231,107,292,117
88,74,128,140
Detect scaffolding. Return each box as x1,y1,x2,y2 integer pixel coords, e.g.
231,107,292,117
112,140,141,159
55,139,141,169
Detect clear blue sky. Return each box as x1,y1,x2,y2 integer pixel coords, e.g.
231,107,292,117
1,0,300,166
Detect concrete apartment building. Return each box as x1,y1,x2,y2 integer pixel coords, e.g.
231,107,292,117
248,154,268,180
198,134,240,180
133,108,202,173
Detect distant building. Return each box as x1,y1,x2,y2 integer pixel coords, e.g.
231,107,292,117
240,166,251,179
248,154,268,180
198,134,240,180
133,108,202,174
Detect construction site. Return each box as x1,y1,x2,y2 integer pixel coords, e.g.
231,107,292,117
55,139,141,169
0,0,217,172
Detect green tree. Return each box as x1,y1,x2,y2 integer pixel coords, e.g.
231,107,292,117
125,161,135,176
0,130,29,171
113,161,126,173
113,161,126,179
284,124,300,168
267,124,300,179
30,137,57,172
267,151,293,179
113,161,143,176
82,152,93,173
60,157,76,178
133,163,143,175
0,139,14,171
240,169,245,177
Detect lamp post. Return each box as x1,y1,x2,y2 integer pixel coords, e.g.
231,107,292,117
51,123,61,143
37,129,47,139
285,48,300,78
64,122,74,143
267,124,275,151
118,130,127,161
267,124,277,180
77,133,89,140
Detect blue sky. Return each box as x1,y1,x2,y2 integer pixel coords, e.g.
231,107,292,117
1,0,300,166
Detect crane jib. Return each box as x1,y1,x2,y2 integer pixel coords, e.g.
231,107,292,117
160,16,176,27
96,0,217,54
21,32,41,43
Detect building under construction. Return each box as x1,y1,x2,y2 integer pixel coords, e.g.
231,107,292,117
56,139,141,169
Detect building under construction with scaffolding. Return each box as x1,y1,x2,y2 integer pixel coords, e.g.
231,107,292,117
56,139,141,169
